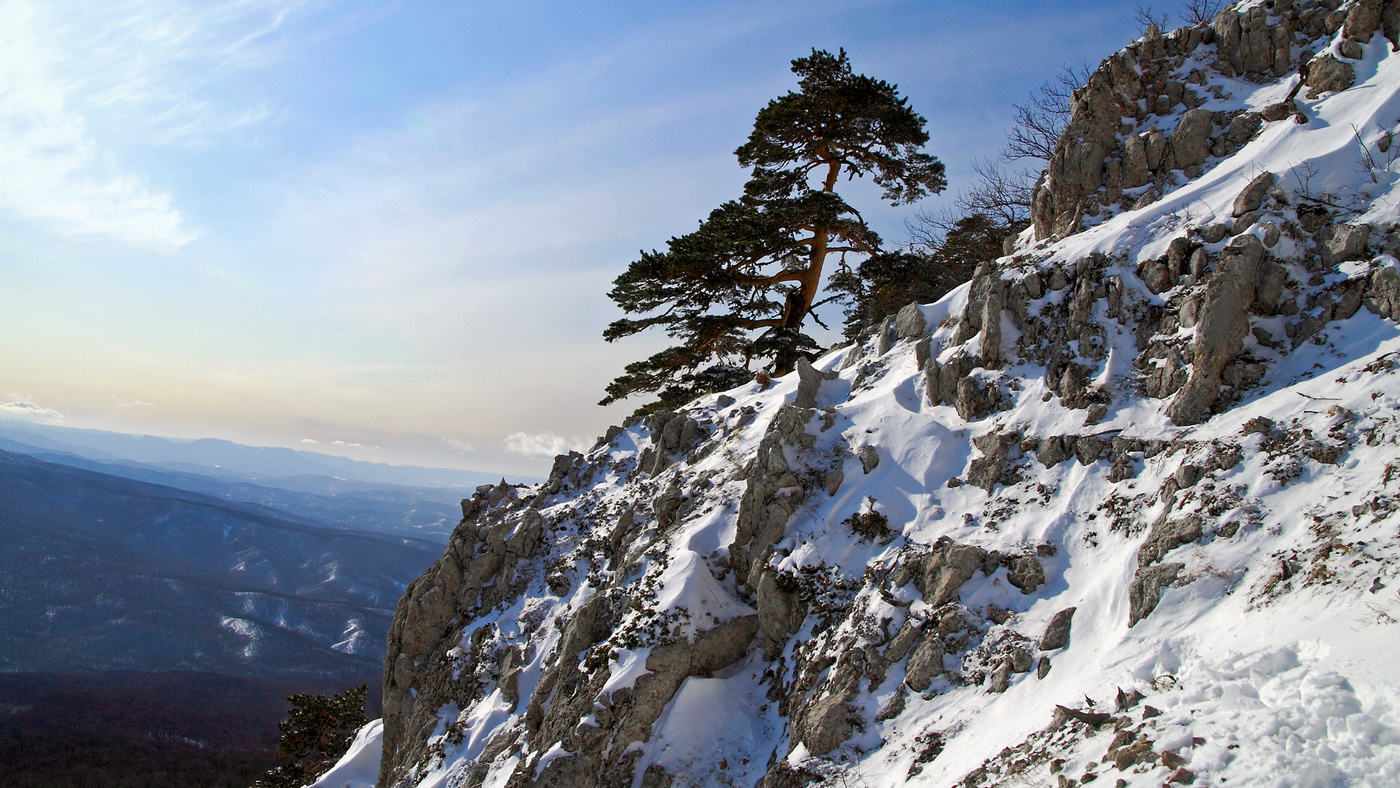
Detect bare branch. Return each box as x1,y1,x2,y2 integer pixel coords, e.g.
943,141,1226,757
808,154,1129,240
1179,0,1224,26
1004,65,1089,163
1134,4,1170,34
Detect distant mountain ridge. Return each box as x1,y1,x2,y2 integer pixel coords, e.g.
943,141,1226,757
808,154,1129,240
0,448,443,676
0,420,528,491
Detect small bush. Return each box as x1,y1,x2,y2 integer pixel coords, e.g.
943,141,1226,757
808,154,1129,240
843,497,892,542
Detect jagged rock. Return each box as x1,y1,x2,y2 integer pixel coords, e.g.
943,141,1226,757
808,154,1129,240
987,661,1013,694
1074,435,1110,466
1139,515,1204,566
894,302,928,340
923,358,942,404
1036,435,1074,468
1365,262,1400,318
792,652,863,755
1213,4,1288,77
955,265,1008,367
1386,1,1400,50
859,445,880,474
905,632,945,691
1321,223,1372,264
1129,563,1184,626
1173,463,1204,489
1233,171,1276,217
1345,0,1385,42
968,431,1020,491
731,405,811,590
638,411,703,476
838,343,864,370
793,357,824,409
1168,235,1265,425
1037,656,1053,679
639,765,673,788
758,762,821,788
901,538,988,607
915,335,933,369
939,353,979,406
1171,108,1215,169
1041,607,1076,651
955,376,998,421
1006,555,1046,593
1009,647,1034,673
876,316,895,356
1306,54,1356,97
1255,260,1287,314
884,619,921,664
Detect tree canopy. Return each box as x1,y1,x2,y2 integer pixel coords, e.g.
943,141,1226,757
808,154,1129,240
252,685,366,788
602,48,945,410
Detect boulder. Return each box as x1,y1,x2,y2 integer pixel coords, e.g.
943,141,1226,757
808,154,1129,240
1006,555,1046,593
1321,223,1372,265
1040,607,1076,651
1129,563,1184,626
1233,171,1276,217
955,375,1001,422
904,634,945,691
1345,0,1384,42
1365,263,1400,318
1138,514,1205,566
793,357,824,409
907,540,988,607
1170,109,1215,168
893,302,928,340
1306,54,1355,97
859,445,880,474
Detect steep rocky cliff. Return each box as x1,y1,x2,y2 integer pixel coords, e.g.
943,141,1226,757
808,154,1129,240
354,2,1400,786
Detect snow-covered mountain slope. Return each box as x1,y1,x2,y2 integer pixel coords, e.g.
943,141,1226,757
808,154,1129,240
350,3,1400,786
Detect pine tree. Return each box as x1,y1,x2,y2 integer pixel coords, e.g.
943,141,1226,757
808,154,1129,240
252,685,367,788
602,49,945,410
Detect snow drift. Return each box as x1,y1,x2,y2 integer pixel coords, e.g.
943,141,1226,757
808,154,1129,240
339,2,1400,786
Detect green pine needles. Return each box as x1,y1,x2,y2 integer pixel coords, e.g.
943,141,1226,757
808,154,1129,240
602,48,945,410
252,684,367,788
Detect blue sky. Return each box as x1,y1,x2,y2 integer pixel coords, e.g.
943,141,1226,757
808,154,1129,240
0,0,1147,475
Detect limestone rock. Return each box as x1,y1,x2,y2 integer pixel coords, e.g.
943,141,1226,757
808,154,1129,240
1345,0,1384,42
1233,171,1276,217
1321,223,1372,265
1138,515,1205,566
1365,263,1400,318
859,445,880,474
1170,109,1215,169
1041,607,1077,651
893,302,928,340
793,356,824,409
1168,235,1264,425
1306,54,1356,97
904,633,945,691
1006,555,1046,593
1129,563,1184,626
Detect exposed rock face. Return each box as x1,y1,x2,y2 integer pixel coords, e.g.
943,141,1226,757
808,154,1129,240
372,6,1400,788
1040,607,1076,651
1168,235,1265,425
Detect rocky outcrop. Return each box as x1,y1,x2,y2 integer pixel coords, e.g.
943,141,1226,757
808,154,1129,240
371,7,1400,788
1168,235,1265,425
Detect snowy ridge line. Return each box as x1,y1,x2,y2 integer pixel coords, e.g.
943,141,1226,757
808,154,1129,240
322,2,1400,787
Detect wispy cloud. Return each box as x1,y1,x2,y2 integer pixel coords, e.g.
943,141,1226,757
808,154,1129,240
502,432,587,459
0,0,317,250
443,437,476,454
0,396,63,424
